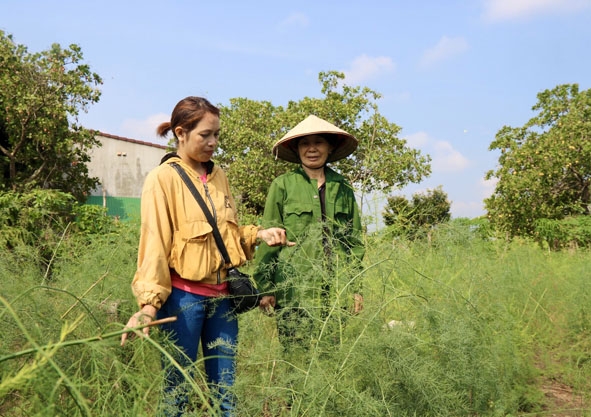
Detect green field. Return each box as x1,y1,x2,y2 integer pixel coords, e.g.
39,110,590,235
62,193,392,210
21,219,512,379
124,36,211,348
1,221,590,416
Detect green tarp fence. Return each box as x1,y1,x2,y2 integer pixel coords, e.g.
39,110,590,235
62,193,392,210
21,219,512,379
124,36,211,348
85,196,140,221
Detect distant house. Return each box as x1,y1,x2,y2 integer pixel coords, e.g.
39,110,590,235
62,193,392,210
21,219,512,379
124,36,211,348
85,132,167,219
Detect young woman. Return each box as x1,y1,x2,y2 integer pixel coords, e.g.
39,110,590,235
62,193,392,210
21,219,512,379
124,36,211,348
121,96,290,416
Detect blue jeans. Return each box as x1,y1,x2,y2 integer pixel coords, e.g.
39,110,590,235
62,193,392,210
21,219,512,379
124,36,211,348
157,288,238,417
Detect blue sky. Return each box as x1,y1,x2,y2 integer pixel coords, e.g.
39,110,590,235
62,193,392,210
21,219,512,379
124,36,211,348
2,0,590,220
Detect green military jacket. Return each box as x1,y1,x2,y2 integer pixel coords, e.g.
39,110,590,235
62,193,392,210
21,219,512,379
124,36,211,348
253,165,365,310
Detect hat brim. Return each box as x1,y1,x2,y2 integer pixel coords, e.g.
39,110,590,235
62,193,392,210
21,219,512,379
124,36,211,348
272,115,358,163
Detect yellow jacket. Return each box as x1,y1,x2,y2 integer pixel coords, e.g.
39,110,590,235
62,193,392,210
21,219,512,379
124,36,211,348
131,155,260,309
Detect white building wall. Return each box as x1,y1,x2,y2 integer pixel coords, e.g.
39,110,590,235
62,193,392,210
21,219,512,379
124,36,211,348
87,133,168,198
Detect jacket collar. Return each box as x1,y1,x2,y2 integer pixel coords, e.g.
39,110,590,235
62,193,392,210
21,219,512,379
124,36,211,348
295,165,344,183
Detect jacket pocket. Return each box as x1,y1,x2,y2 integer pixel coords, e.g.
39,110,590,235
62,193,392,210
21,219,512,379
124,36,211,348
284,202,315,237
172,220,219,280
334,201,355,232
334,200,352,218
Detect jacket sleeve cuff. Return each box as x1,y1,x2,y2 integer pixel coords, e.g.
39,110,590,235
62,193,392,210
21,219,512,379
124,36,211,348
133,289,167,311
240,225,262,260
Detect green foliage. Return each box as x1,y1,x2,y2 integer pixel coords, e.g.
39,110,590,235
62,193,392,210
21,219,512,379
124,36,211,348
534,215,591,250
2,220,590,416
364,228,591,415
383,186,451,239
382,194,411,227
218,71,431,217
0,189,119,277
0,30,103,201
73,203,116,235
0,221,170,416
218,98,291,216
485,83,591,237
0,189,76,273
424,217,497,247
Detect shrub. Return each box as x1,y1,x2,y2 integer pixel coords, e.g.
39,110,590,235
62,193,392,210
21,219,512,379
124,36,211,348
0,189,120,278
534,216,591,250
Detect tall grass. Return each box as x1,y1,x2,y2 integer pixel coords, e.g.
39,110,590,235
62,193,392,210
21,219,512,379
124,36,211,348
1,220,590,416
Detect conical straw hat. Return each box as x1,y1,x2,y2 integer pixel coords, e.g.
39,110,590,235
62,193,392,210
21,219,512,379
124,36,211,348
272,115,358,163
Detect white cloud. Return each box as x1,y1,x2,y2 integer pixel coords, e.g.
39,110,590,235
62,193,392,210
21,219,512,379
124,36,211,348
120,112,169,144
398,133,493,219
405,131,470,173
277,12,310,30
342,54,395,84
451,200,485,218
432,141,470,173
449,176,497,218
405,131,430,148
482,0,590,22
419,36,468,69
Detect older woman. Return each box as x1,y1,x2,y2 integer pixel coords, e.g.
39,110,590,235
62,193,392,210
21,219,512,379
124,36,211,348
254,115,365,351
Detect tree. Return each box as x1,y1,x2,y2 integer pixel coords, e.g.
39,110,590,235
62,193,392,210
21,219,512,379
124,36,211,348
383,186,451,239
217,98,290,219
218,71,431,218
485,84,591,237
0,31,103,201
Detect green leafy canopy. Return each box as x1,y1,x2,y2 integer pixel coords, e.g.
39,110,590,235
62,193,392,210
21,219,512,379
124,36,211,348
0,31,103,201
383,186,451,239
217,71,431,218
485,84,591,237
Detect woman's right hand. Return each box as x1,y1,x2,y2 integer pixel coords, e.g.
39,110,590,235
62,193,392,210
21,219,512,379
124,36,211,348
257,228,296,247
120,304,158,346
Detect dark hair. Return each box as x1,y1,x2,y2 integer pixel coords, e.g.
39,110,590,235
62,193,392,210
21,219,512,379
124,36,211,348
156,96,220,139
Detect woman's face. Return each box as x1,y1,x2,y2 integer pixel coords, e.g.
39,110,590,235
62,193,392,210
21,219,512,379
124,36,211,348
176,112,220,167
297,135,334,169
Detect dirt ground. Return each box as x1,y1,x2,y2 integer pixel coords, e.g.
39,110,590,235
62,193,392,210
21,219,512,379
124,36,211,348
536,378,590,417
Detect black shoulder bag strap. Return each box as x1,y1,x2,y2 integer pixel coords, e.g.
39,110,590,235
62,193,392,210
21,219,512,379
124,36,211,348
170,162,232,267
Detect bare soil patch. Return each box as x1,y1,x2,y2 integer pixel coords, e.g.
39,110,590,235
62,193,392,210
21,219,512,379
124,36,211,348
533,378,590,417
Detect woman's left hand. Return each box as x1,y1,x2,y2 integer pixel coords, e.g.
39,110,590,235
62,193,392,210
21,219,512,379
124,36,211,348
353,294,364,314
258,227,296,247
120,304,157,346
